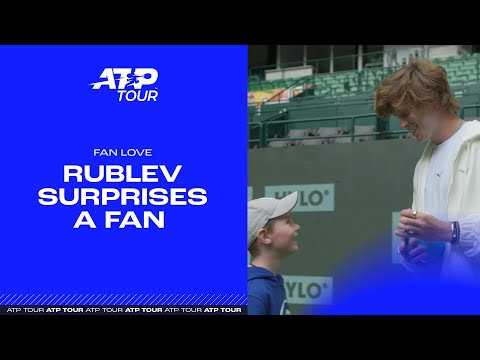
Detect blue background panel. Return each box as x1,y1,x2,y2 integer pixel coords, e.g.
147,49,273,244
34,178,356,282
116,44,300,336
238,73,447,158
0,45,247,305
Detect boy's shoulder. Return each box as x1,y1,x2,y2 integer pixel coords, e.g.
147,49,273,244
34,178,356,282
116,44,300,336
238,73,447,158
247,266,283,289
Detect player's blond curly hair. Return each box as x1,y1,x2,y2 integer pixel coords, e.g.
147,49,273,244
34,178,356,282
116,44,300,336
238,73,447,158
374,58,462,119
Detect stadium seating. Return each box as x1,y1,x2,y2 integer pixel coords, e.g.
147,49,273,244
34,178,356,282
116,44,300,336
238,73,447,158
249,54,480,97
249,53,480,148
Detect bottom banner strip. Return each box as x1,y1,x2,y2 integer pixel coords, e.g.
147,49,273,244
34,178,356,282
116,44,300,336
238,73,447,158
0,305,247,315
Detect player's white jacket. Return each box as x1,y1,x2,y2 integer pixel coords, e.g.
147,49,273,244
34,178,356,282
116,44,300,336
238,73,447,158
408,119,480,284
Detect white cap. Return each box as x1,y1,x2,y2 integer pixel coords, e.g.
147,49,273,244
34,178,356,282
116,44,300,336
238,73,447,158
247,191,298,249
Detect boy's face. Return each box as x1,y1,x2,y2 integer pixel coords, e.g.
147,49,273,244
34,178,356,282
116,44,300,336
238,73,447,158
268,213,301,257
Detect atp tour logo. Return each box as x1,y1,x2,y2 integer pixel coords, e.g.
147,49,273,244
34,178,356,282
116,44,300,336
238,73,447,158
90,68,158,102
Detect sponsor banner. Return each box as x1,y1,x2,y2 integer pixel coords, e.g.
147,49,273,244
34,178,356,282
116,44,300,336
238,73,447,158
248,85,313,106
283,275,333,305
264,184,335,212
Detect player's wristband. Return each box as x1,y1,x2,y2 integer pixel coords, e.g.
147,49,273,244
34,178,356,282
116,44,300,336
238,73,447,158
451,221,460,245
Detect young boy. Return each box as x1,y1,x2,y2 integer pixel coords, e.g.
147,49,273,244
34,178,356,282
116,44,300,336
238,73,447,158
247,191,301,315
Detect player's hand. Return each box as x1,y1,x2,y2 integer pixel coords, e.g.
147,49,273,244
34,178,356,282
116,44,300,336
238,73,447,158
398,236,428,264
395,208,452,243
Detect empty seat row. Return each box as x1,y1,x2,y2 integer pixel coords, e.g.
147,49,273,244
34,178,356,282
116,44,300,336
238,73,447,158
267,125,376,147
